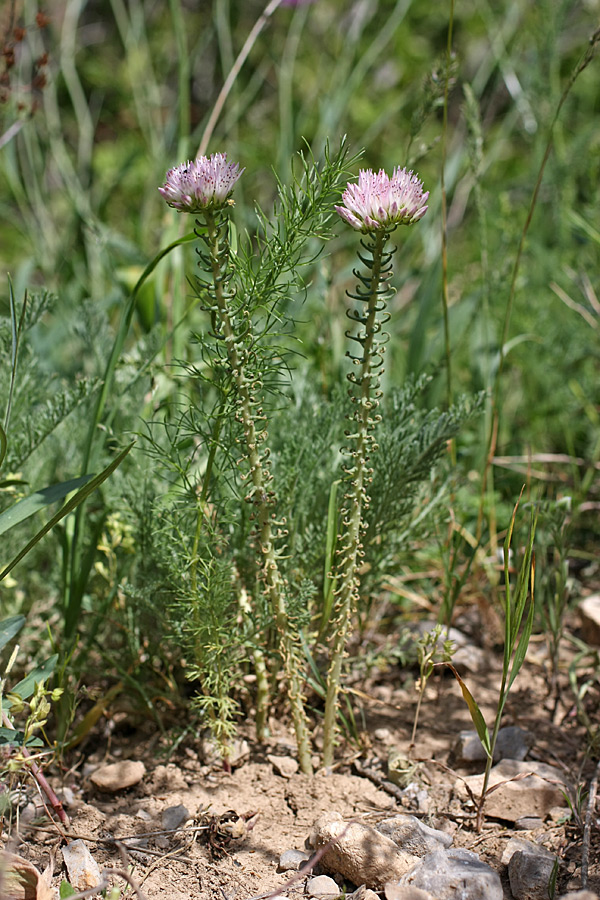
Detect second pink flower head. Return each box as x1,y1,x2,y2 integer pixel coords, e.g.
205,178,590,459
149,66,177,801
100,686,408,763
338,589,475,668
159,153,244,213
336,167,429,233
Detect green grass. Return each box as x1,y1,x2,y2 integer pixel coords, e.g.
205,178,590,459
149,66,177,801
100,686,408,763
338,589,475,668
0,0,599,756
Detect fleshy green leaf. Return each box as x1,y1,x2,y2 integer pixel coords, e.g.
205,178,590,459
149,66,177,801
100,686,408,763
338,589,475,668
0,727,43,747
0,615,25,652
10,654,58,700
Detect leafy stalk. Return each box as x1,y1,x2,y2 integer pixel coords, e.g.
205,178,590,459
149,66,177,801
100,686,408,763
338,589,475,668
197,209,313,773
322,229,392,768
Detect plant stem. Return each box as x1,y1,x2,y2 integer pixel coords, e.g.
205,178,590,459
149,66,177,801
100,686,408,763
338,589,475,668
322,229,388,769
202,211,313,773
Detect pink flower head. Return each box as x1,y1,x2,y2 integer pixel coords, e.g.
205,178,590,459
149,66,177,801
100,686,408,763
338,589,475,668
159,152,244,213
335,167,429,233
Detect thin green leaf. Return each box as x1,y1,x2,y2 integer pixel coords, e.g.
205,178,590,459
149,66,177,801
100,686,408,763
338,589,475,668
10,653,58,699
0,421,6,471
0,476,94,537
0,615,25,651
319,479,339,636
503,488,524,667
5,276,27,436
508,550,536,691
0,442,134,583
447,663,492,757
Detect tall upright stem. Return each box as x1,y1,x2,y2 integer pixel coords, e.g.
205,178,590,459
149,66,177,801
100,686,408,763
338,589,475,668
322,229,389,769
202,212,313,773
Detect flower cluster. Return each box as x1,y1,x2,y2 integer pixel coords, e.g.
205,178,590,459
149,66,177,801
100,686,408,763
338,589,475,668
159,152,244,213
335,167,428,233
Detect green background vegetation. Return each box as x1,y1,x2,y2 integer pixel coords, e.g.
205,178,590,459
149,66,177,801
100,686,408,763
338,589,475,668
0,0,599,750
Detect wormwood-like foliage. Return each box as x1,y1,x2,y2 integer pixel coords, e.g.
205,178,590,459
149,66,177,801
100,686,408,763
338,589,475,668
365,381,484,577
143,144,477,770
0,290,97,476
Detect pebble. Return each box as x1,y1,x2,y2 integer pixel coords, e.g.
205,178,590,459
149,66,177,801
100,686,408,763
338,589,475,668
200,735,250,768
90,760,146,792
453,726,533,763
348,887,380,900
135,808,152,821
557,893,600,900
58,786,76,807
306,875,340,898
385,887,434,900
515,816,544,830
578,594,600,645
278,849,311,872
399,847,503,900
268,754,299,778
162,804,190,831
400,782,430,814
62,839,102,891
309,812,418,889
508,846,558,900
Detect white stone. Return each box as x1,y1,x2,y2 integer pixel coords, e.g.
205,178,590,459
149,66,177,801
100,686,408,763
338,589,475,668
277,849,311,872
268,754,299,778
62,839,102,891
578,595,600,645
309,812,418,889
307,875,341,898
90,760,145,792
385,886,433,900
400,848,502,900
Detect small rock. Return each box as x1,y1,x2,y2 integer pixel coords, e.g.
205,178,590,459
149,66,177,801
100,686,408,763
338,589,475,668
501,838,552,866
557,893,600,900
453,726,533,763
62,839,102,891
578,595,600,645
125,835,150,849
162,804,190,831
399,848,503,900
374,728,392,742
278,849,311,872
457,759,568,822
400,782,430,814
385,886,434,900
268,754,299,778
90,760,146,792
200,735,250,768
307,875,340,898
515,816,544,830
309,812,418,889
58,786,76,807
136,808,152,821
348,887,380,900
548,805,572,824
508,846,558,900
451,643,486,674
377,815,452,855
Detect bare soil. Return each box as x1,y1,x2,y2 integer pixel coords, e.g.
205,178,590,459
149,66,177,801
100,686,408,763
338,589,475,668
4,619,600,900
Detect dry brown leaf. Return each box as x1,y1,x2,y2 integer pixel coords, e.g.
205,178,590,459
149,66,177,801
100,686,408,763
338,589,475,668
0,852,55,900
